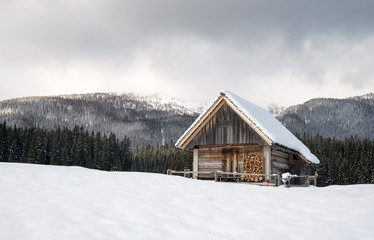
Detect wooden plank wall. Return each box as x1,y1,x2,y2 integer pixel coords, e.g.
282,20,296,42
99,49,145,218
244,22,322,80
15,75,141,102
271,149,290,174
198,146,223,172
297,161,311,175
198,144,263,173
185,103,266,149
271,148,310,175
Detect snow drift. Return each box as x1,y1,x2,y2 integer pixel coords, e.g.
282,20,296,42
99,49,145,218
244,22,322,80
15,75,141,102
1,163,373,240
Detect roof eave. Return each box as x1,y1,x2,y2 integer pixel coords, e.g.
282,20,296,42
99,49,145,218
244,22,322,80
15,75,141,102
272,143,313,164
175,95,226,149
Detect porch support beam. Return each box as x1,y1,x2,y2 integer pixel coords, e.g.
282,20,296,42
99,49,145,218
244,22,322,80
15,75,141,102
264,145,271,180
193,148,199,179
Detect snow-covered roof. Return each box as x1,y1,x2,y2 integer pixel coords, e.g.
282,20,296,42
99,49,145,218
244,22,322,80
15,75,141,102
222,90,319,164
176,90,319,164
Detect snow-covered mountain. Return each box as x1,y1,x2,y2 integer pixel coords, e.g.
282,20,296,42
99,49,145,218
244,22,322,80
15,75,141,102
349,92,374,101
1,92,373,146
277,93,374,140
266,104,287,117
0,93,200,146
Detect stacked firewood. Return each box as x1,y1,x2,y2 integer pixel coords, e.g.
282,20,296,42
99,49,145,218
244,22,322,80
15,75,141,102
243,154,264,182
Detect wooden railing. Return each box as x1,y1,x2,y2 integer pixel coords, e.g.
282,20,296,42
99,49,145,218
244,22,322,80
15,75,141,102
167,169,318,187
215,171,281,186
166,169,215,178
167,169,281,186
282,173,318,187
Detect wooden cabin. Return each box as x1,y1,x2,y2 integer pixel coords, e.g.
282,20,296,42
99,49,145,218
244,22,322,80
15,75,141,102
175,90,319,184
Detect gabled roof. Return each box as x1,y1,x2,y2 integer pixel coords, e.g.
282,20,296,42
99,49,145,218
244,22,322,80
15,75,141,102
175,90,320,164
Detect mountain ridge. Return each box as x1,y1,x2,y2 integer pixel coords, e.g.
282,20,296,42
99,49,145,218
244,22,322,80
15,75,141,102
1,92,373,146
277,92,374,140
0,92,199,147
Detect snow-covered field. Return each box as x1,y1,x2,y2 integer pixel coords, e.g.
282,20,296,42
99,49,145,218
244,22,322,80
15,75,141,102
1,163,374,240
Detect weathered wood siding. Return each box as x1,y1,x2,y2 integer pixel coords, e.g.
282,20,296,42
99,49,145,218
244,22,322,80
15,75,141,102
271,149,290,174
197,144,263,173
185,103,266,149
297,160,311,175
271,148,310,175
198,147,222,172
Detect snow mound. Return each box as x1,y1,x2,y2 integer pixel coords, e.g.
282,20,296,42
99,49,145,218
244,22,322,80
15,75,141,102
282,172,298,179
1,163,374,240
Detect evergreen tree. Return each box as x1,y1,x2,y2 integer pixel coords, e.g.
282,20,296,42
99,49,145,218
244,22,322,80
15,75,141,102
61,130,73,166
119,136,132,171
0,121,9,162
93,132,103,169
8,125,22,163
108,133,118,171
101,136,110,171
357,162,367,184
20,128,32,163
85,131,95,169
50,128,62,165
35,129,48,164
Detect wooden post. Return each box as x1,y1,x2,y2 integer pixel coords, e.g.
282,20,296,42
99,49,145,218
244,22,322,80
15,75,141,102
193,148,199,179
215,170,218,182
233,151,238,172
314,172,318,186
226,153,231,173
264,145,271,181
277,172,280,186
167,169,170,175
184,169,190,178
306,176,310,187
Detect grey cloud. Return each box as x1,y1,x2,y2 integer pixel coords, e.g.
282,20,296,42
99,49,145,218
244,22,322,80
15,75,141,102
2,0,374,56
0,0,374,105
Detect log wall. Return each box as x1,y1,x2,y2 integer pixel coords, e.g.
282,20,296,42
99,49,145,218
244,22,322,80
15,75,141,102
271,148,290,174
197,144,263,173
270,148,310,176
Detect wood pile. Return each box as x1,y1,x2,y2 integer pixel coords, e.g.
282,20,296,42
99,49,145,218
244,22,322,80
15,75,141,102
243,154,264,182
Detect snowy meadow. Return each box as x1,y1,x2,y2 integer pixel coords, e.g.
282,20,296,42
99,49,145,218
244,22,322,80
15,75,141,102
1,163,374,240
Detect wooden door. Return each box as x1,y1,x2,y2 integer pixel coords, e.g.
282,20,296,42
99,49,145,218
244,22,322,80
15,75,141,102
222,149,239,172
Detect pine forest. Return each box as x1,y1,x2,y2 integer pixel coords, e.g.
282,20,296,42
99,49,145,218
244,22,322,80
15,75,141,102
0,122,191,173
1,121,374,186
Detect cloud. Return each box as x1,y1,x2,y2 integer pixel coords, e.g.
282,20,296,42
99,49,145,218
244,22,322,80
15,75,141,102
1,0,374,106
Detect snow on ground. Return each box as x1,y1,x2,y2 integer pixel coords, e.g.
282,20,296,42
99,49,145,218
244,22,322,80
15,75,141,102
1,163,374,240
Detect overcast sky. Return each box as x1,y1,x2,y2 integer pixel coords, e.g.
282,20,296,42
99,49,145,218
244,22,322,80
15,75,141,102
1,0,374,107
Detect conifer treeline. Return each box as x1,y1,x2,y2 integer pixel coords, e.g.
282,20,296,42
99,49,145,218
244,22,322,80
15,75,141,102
0,122,192,172
298,134,374,186
0,122,132,171
132,143,192,173
2,121,374,186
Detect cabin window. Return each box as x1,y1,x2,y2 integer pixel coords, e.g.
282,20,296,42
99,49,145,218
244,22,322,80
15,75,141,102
218,120,233,144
